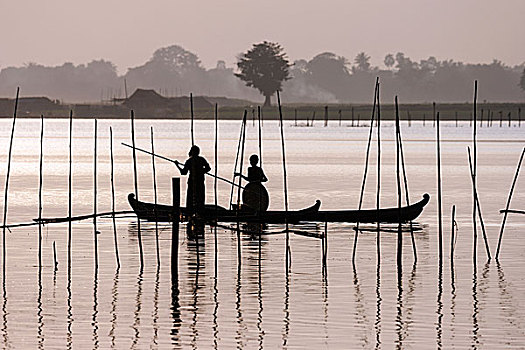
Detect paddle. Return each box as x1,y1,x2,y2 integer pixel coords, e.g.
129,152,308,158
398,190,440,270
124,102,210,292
121,143,245,189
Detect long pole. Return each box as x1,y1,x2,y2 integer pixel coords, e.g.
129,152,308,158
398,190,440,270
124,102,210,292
109,127,120,269
93,119,98,270
472,81,478,265
68,109,73,269
467,147,491,260
190,93,194,146
352,79,378,264
38,114,44,270
171,178,180,282
151,127,160,266
236,110,247,269
436,110,443,265
376,82,382,263
258,106,262,167
2,88,19,277
450,205,456,262
229,113,247,209
395,96,402,273
121,143,243,189
214,103,218,270
495,147,525,260
397,114,417,262
131,110,144,269
277,91,291,270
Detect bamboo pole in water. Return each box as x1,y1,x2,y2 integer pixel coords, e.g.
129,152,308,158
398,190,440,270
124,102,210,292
450,205,456,262
68,109,73,268
376,82,382,263
324,106,328,127
258,106,262,167
131,110,144,269
352,78,379,264
495,147,525,260
2,88,19,276
38,114,44,270
519,108,521,127
433,103,436,128
53,241,58,271
151,127,160,266
228,113,246,210
236,110,248,269
277,91,291,270
109,127,120,269
436,111,443,265
396,111,417,262
338,109,342,126
214,103,218,270
395,96,402,272
93,119,98,270
351,107,354,127
294,109,297,127
467,147,491,260
190,93,194,146
472,81,478,264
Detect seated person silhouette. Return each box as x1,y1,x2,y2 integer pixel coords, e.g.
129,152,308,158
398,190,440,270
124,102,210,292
234,154,267,183
176,145,211,215
234,154,269,211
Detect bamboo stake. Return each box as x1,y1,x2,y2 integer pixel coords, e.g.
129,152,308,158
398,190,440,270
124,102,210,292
38,114,44,270
467,147,491,260
258,106,263,167
68,109,73,268
324,106,328,127
53,241,58,270
508,112,511,127
472,81,478,265
130,110,144,268
93,119,98,270
436,110,443,265
151,127,160,266
2,88,19,276
338,109,342,127
397,114,417,262
229,113,247,210
277,91,291,270
294,109,297,127
190,93,194,146
433,103,436,128
376,82,382,263
351,107,354,127
109,127,120,269
395,97,402,272
495,147,525,260
214,103,218,271
450,205,456,262
236,110,248,269
518,108,521,127
423,113,426,127
455,112,458,127
323,222,327,268
352,79,379,264
311,111,316,127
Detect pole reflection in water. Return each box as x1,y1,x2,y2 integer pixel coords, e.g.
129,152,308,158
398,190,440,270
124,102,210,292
109,269,119,349
472,265,479,348
67,268,72,349
404,264,417,342
282,270,290,349
151,267,160,348
395,266,404,349
1,275,8,348
92,269,99,349
436,263,443,349
37,268,44,350
257,252,263,350
131,270,143,349
235,264,245,349
322,265,328,347
213,273,219,350
353,266,370,347
375,262,382,349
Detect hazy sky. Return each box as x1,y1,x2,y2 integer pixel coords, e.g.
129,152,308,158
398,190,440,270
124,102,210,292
1,0,524,73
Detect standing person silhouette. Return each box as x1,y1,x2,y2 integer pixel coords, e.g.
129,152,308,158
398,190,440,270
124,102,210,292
176,145,211,215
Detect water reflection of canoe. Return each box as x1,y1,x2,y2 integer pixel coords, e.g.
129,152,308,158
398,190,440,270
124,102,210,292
128,193,429,224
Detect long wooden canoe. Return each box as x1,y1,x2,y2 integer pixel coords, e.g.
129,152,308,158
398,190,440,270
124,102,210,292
128,193,429,224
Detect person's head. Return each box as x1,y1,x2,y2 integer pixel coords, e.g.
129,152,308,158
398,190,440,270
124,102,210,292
249,154,259,166
189,145,200,157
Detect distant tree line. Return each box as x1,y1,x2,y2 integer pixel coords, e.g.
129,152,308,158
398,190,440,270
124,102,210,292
0,43,523,103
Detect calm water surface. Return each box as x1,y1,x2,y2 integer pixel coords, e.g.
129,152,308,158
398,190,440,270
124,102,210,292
0,118,524,349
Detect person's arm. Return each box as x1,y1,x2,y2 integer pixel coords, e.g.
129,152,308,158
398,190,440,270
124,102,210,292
203,158,211,173
260,169,268,183
177,159,189,175
234,172,249,181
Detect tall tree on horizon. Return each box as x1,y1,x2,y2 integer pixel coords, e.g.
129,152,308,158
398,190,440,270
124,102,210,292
235,41,291,107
